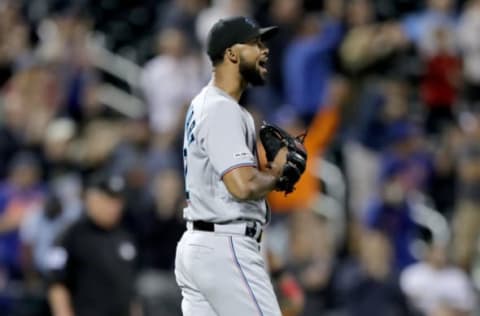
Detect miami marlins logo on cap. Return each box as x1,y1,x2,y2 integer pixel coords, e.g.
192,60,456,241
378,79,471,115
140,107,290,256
244,17,257,28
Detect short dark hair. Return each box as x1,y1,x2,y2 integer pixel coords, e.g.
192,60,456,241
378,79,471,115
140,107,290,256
206,16,278,65
209,50,225,66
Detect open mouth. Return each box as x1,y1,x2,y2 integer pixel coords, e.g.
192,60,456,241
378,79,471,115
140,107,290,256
258,59,268,71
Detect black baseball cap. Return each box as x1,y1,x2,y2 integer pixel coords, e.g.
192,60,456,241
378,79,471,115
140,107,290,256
206,16,279,61
87,173,126,197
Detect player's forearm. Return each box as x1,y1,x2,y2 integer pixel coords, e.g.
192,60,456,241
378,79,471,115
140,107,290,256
223,165,283,201
239,169,279,200
48,284,75,316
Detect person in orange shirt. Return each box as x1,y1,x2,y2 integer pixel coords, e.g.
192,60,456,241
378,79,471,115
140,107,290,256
260,77,349,213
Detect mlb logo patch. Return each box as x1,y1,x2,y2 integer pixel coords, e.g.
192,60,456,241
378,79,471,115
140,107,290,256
234,152,250,159
244,17,257,28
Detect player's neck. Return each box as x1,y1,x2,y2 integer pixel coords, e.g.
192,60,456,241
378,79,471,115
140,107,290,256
211,70,246,102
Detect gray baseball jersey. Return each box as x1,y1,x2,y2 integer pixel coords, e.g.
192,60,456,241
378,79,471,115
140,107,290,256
182,84,267,224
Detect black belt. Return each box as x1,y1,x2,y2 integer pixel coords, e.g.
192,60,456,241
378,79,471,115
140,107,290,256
192,220,263,243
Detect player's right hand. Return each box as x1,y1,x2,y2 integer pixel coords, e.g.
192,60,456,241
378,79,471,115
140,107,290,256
268,146,288,178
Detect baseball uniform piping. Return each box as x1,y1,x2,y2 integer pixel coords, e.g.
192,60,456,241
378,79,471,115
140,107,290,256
228,236,263,316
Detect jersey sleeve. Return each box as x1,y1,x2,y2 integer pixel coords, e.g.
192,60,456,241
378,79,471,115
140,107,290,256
200,102,257,177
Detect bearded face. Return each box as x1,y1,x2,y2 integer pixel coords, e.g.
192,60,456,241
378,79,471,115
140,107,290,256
239,54,266,86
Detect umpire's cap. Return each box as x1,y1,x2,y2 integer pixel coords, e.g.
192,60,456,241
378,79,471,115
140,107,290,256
87,173,126,197
206,16,278,61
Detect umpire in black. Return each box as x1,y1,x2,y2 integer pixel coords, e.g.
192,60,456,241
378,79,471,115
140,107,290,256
46,173,138,316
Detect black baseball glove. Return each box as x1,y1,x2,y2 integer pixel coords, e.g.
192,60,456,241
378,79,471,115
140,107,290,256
259,122,307,194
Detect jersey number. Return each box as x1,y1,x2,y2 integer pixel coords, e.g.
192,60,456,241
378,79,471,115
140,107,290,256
183,106,196,199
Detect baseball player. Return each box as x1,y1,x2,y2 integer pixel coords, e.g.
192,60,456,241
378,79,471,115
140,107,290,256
175,16,306,316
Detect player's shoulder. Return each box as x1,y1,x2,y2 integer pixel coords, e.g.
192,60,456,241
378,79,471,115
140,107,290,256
193,85,236,106
197,85,239,113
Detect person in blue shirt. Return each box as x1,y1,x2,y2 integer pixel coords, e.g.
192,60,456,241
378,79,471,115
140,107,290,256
283,14,343,125
363,159,419,271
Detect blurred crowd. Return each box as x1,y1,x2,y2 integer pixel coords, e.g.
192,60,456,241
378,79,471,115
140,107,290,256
0,0,480,315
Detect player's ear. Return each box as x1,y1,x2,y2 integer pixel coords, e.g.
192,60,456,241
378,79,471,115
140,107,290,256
225,47,238,64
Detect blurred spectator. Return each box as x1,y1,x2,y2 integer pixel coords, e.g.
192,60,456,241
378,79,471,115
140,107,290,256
381,121,433,193
344,78,411,218
71,119,124,177
283,12,343,125
158,0,209,49
452,126,480,272
47,173,138,316
106,119,151,178
0,97,25,180
135,169,185,270
0,2,33,86
254,0,304,99
36,7,90,65
2,65,61,147
288,207,335,315
402,0,457,50
401,237,476,316
363,121,433,270
131,169,185,316
266,215,305,316
42,117,80,179
140,26,206,149
340,0,408,76
335,230,415,316
0,152,45,279
20,193,81,277
363,157,420,271
322,0,346,26
457,0,480,107
273,274,304,316
428,125,461,218
120,155,155,238
266,76,349,213
420,25,461,135
348,231,414,316
36,11,99,122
